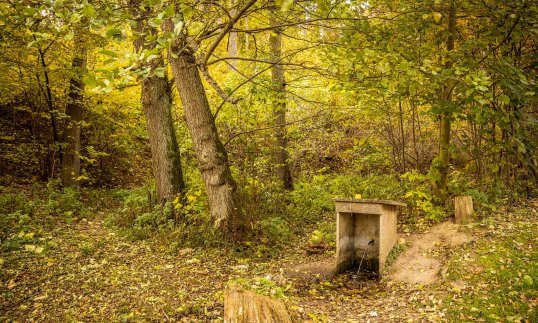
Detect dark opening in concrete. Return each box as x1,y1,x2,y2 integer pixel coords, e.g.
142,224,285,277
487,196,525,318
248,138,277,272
333,199,406,279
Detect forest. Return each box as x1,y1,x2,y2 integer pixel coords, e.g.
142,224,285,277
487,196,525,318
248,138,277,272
0,0,537,321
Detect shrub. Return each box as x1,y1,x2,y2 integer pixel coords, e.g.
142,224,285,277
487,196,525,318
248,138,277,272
44,180,87,218
308,221,336,249
258,217,290,245
401,171,446,221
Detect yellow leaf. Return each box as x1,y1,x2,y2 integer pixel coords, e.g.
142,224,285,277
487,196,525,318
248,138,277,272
35,246,44,254
433,12,442,23
354,194,362,200
24,244,36,252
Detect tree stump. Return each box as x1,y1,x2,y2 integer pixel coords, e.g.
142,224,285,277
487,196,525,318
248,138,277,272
224,286,293,323
455,196,473,224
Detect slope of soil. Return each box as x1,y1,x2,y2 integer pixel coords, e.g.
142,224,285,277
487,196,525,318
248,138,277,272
388,222,473,285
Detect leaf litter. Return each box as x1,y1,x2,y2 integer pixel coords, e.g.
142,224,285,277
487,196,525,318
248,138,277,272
1,199,536,322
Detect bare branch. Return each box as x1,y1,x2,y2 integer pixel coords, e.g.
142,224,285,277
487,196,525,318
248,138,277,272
202,0,258,66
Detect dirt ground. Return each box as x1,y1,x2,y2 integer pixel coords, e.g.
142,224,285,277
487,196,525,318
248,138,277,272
1,201,536,322
388,222,473,285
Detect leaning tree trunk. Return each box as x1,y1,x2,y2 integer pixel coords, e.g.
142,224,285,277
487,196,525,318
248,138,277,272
132,6,185,204
433,1,456,204
165,30,245,238
270,12,293,190
61,30,86,187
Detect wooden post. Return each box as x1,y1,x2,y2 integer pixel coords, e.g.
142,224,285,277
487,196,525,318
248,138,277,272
455,196,473,224
224,286,293,323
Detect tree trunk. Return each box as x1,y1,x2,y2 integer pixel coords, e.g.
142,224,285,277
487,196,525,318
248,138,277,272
141,65,185,204
165,30,245,237
132,7,186,204
228,3,238,69
433,1,456,204
61,30,86,187
454,195,473,224
270,13,293,190
398,97,406,173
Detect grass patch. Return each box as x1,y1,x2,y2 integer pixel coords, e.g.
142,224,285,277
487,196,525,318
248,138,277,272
442,204,537,321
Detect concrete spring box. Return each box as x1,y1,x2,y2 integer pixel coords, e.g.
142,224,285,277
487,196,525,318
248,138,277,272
332,199,406,278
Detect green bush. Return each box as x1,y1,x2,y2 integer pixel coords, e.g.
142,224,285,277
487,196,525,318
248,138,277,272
308,221,336,249
258,217,290,245
401,171,446,221
44,181,87,218
289,181,332,223
106,187,152,228
0,190,35,216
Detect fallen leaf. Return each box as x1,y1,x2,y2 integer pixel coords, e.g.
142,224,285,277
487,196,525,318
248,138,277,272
178,248,194,256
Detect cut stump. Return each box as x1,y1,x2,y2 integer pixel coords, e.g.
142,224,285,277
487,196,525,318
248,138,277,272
455,196,473,224
224,286,293,323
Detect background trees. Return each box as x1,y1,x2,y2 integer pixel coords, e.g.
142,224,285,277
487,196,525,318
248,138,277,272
0,0,536,236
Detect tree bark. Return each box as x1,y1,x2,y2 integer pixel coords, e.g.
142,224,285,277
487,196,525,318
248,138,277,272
227,2,238,69
270,13,293,190
61,30,86,187
433,1,456,204
224,286,293,323
133,6,185,204
454,195,473,224
165,26,244,237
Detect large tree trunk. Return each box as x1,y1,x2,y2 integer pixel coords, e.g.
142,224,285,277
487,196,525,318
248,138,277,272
61,30,86,187
133,7,185,204
166,32,245,237
270,13,293,190
433,1,456,204
140,65,185,203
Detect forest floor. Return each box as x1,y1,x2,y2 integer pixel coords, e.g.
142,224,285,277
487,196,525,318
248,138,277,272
1,198,537,322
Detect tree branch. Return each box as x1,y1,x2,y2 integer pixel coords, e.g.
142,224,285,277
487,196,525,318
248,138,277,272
202,0,258,66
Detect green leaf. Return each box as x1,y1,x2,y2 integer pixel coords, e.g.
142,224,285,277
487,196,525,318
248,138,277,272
499,94,510,105
146,54,160,62
164,4,175,18
105,28,122,38
83,75,98,87
523,275,533,286
281,0,293,12
174,21,184,36
154,67,165,77
82,3,97,18
100,49,118,58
